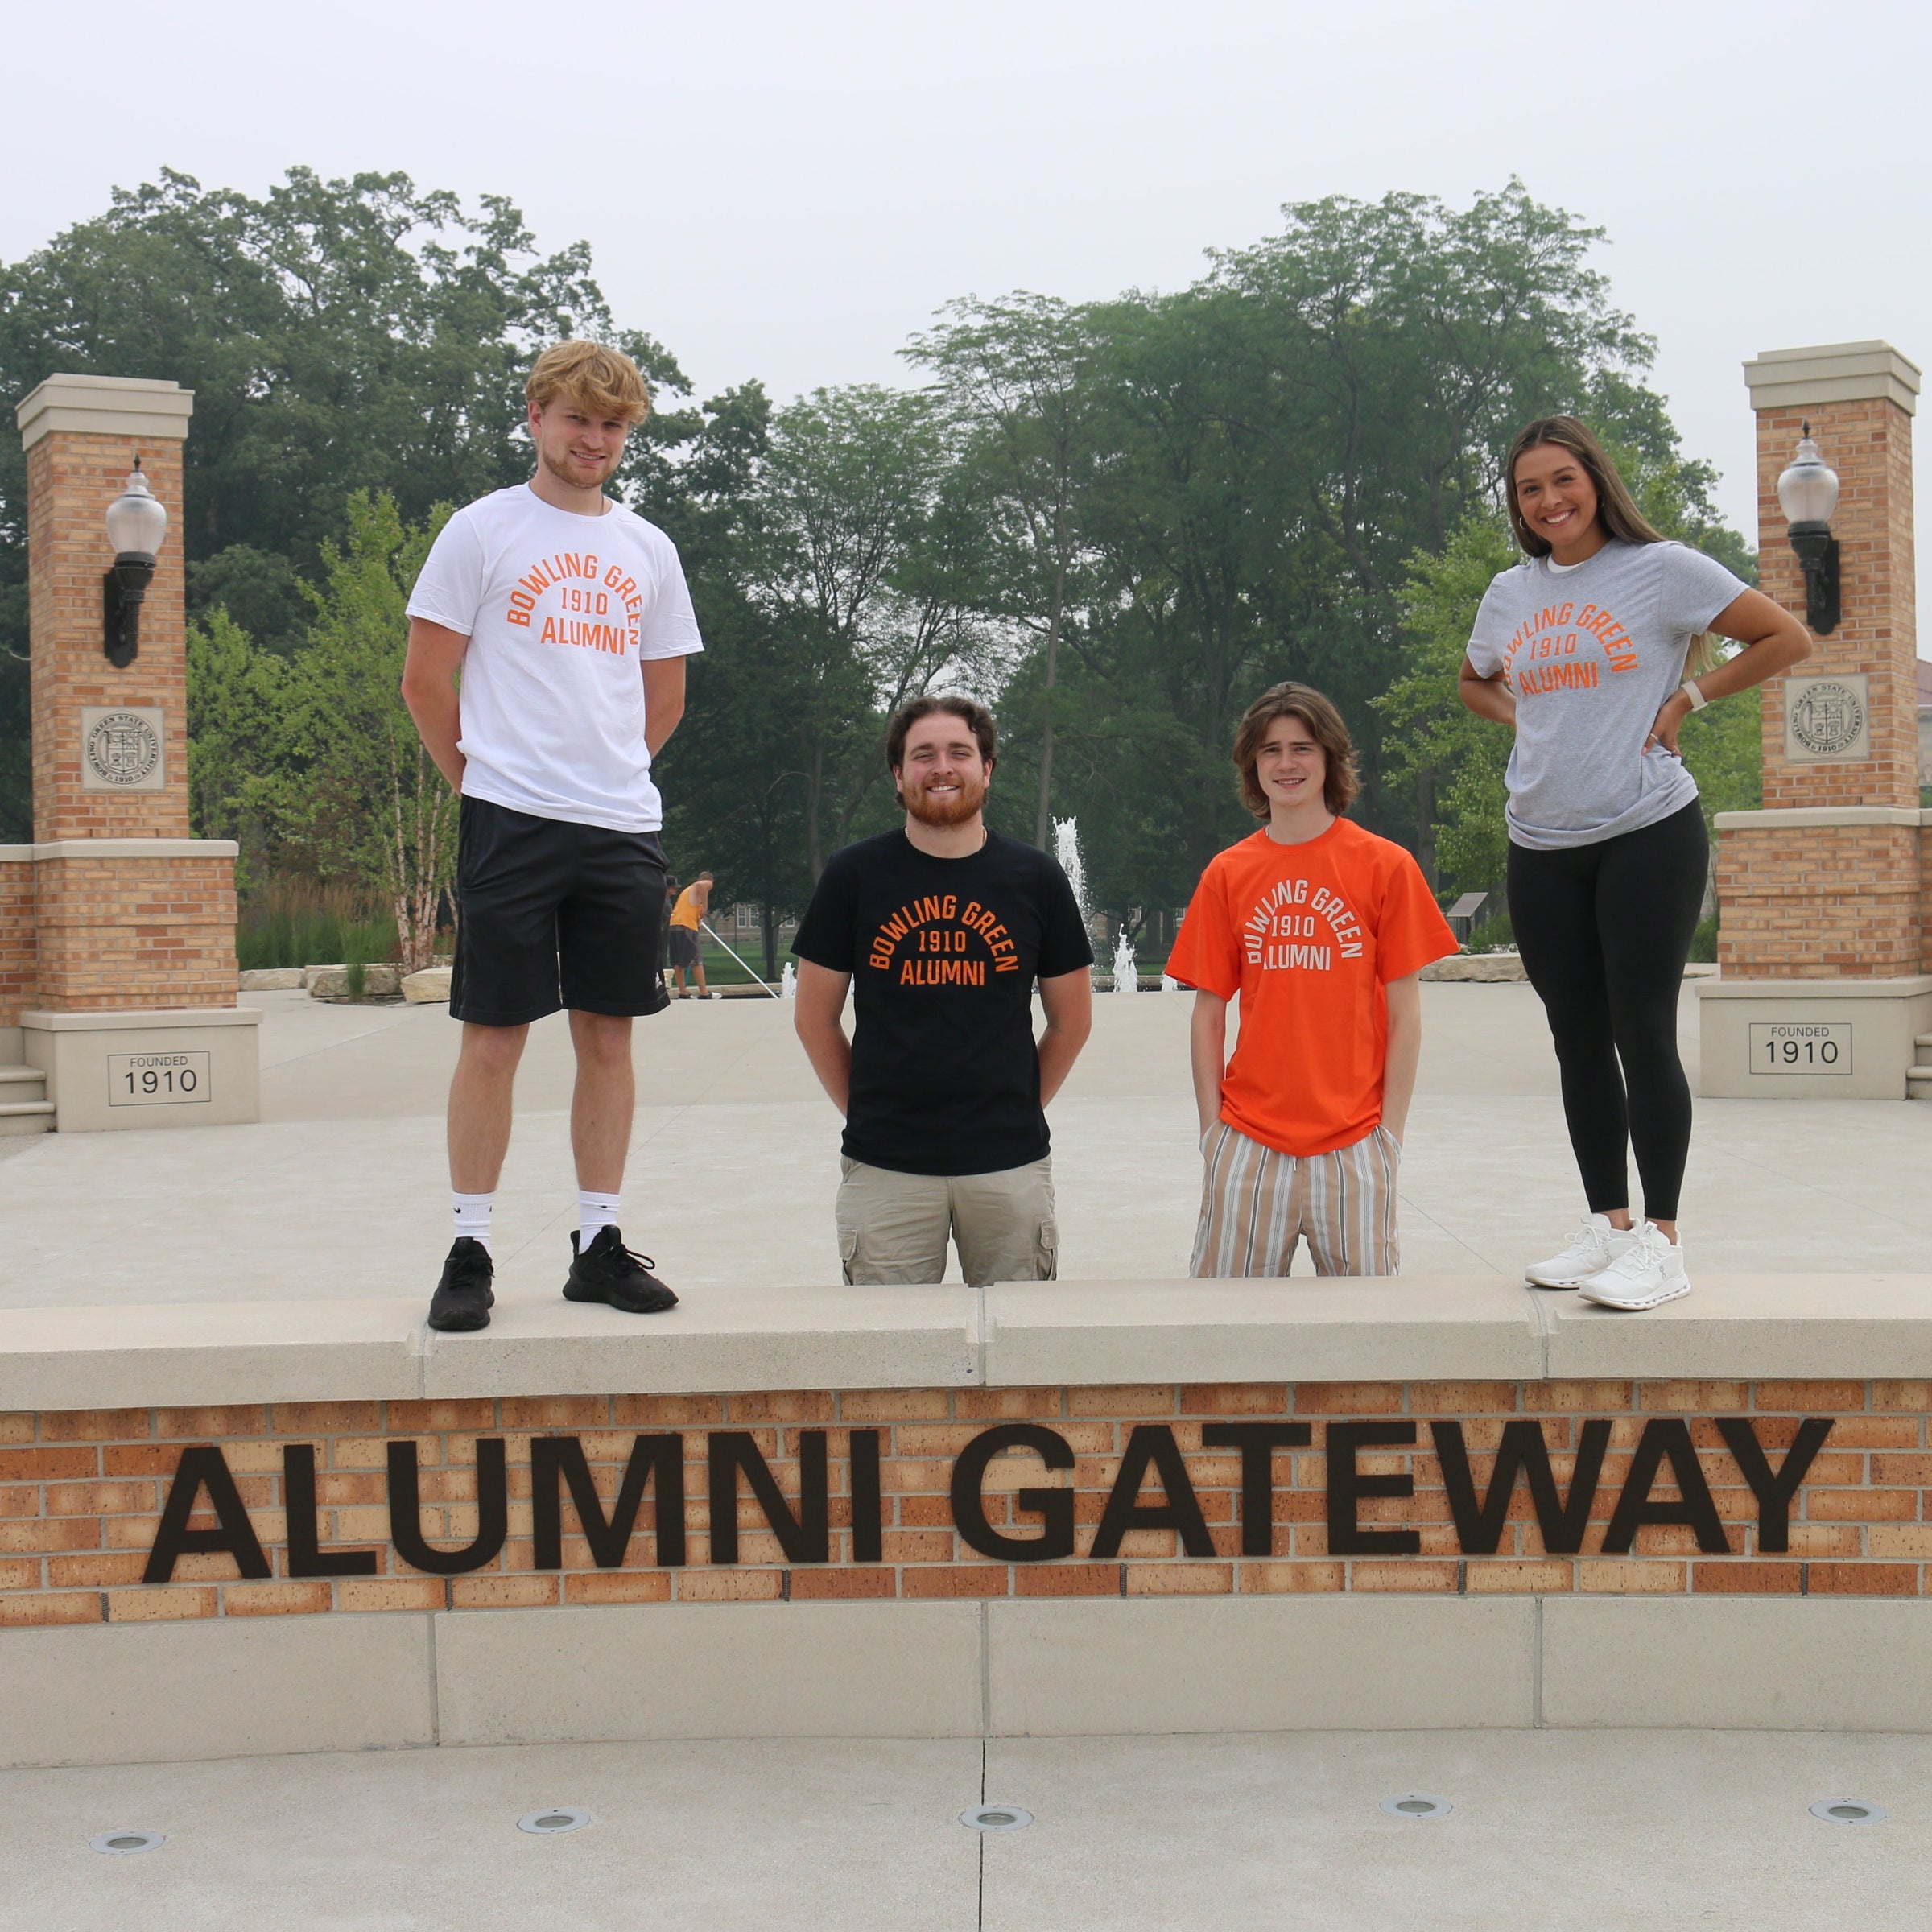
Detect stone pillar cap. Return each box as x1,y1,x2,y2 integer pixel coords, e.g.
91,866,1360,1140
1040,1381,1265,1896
16,374,195,450
1743,341,1920,416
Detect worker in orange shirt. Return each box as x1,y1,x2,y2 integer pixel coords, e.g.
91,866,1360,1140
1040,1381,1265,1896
667,871,714,998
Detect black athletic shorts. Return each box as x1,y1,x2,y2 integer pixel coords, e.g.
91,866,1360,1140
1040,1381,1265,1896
667,925,700,971
450,797,671,1026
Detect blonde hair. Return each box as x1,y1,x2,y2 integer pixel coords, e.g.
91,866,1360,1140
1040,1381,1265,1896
1232,682,1360,819
1504,415,1722,676
526,341,650,425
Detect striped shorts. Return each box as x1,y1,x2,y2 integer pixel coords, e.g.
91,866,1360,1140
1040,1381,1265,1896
1190,1120,1402,1278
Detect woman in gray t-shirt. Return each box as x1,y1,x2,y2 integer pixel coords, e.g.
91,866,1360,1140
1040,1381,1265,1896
1460,415,1810,1311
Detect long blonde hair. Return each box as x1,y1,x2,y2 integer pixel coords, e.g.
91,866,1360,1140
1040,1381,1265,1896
1505,415,1721,675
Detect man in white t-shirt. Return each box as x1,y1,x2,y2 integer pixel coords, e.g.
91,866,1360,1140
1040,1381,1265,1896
402,341,703,1332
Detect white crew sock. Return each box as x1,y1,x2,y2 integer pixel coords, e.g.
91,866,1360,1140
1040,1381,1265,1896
452,1191,494,1253
578,1191,621,1254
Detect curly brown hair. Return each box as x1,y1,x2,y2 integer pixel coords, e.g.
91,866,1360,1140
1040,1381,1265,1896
884,694,997,774
1232,683,1360,819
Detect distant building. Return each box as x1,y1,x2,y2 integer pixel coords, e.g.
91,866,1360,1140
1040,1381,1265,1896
1921,659,1932,787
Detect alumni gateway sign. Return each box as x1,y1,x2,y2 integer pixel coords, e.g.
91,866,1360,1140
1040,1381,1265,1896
142,1411,1834,1584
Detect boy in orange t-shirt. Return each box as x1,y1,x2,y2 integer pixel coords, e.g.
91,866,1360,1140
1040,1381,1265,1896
1166,683,1455,1276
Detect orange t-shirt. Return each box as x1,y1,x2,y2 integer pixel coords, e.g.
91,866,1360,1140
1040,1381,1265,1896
1165,820,1456,1157
668,885,707,930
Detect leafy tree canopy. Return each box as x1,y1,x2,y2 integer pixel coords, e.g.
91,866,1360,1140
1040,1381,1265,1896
2,172,1761,947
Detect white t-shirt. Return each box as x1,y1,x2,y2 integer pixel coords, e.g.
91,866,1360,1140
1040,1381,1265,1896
407,485,703,832
1465,539,1748,850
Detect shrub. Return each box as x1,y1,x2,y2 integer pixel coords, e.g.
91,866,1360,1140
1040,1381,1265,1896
237,875,397,971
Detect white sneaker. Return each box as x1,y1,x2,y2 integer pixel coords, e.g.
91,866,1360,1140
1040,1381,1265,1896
1576,1222,1691,1310
1525,1215,1634,1290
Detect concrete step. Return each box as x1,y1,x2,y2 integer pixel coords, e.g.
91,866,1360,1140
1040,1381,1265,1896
1909,1065,1932,1104
1916,1032,1932,1049
0,1063,53,1136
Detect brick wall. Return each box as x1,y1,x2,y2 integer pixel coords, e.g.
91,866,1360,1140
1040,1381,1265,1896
27,432,190,845
1716,823,1923,978
30,852,237,1013
2,1380,1923,1629
0,857,33,1029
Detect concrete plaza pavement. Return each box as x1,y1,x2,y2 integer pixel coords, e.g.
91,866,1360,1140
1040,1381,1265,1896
0,980,1926,1310
3,989,1930,1931
2,1728,1927,1931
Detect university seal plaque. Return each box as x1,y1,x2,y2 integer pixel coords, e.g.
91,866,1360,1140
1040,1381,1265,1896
80,705,166,791
1783,674,1869,762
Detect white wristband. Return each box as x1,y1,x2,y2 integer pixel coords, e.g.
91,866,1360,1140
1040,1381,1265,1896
1679,679,1708,712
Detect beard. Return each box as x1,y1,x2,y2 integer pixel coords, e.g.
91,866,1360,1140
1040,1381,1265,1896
902,772,987,828
538,442,620,491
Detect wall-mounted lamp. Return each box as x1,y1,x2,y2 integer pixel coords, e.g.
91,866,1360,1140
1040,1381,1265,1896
102,459,168,668
1777,423,1840,634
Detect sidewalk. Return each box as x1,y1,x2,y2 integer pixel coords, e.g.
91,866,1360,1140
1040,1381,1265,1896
4,1728,1926,1931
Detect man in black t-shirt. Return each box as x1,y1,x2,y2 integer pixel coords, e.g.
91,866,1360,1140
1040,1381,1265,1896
792,696,1094,1285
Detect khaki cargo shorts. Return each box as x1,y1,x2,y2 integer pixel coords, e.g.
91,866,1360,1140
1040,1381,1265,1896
834,1156,1059,1286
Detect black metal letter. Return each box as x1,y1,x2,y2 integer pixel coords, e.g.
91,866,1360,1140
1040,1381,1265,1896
1089,1424,1215,1560
144,1444,272,1583
1431,1419,1611,1557
1201,1422,1311,1557
707,1430,830,1565
387,1437,509,1575
849,1429,883,1563
1325,1422,1421,1557
1601,1419,1731,1554
283,1443,378,1579
949,1424,1075,1563
1715,1417,1834,1554
531,1434,685,1570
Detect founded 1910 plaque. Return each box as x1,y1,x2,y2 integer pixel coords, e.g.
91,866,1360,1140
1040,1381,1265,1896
79,705,166,791
107,1051,212,1106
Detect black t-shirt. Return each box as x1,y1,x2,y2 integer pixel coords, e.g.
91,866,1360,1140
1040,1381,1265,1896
791,829,1094,1176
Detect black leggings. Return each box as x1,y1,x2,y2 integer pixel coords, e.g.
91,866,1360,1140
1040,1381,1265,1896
1506,802,1707,1223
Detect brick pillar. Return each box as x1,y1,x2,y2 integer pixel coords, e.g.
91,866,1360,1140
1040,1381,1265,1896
1699,341,1932,1100
10,375,258,1129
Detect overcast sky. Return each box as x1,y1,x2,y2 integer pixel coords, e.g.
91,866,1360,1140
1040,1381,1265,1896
10,0,1929,644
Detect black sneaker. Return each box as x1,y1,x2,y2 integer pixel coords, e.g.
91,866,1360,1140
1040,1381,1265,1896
427,1237,495,1332
563,1227,679,1314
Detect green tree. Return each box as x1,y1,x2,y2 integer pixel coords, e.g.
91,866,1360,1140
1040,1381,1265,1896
906,294,1102,844
1377,514,1520,892
1071,184,1652,884
741,385,967,875
658,597,815,979
642,383,815,973
274,492,455,968
184,606,285,879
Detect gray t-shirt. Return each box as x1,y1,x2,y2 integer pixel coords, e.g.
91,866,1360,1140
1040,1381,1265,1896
1466,539,1748,850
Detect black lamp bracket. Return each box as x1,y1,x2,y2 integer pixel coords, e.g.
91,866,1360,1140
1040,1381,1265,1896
102,553,155,668
1786,522,1840,636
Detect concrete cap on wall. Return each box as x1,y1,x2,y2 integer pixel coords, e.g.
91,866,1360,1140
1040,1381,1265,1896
15,373,195,449
1743,340,1921,416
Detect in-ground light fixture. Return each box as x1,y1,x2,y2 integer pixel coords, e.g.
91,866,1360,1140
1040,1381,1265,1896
102,458,168,668
1777,422,1841,634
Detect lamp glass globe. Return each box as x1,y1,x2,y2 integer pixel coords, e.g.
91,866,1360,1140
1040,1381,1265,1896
105,466,168,559
1777,432,1839,529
